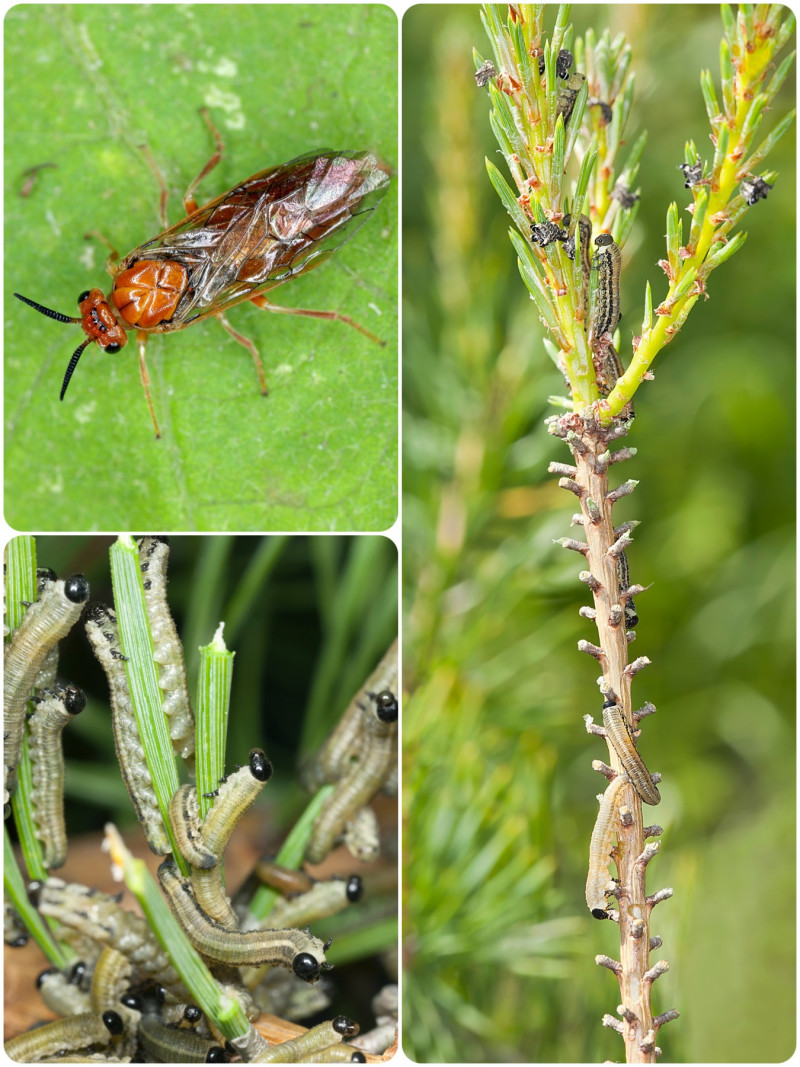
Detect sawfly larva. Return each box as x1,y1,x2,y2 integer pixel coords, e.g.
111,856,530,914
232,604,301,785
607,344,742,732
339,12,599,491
36,967,91,1016
37,878,190,1001
306,687,398,864
84,605,170,854
615,550,639,630
137,537,196,771
169,784,217,870
601,700,660,806
268,876,363,929
343,805,380,863
586,773,631,918
556,71,586,125
4,1009,123,1061
4,573,89,804
305,640,399,790
252,1017,359,1063
305,1046,367,1062
28,684,86,869
138,1015,222,1063
191,750,273,926
563,213,592,328
254,860,315,898
157,860,328,980
591,233,622,341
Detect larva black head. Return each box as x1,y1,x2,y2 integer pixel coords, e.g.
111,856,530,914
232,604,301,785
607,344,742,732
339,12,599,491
69,960,87,985
373,689,398,723
352,1054,367,1063
594,233,614,249
27,881,43,907
120,993,144,1011
102,1009,124,1035
248,748,273,782
184,1005,203,1024
346,875,364,902
64,573,90,604
206,1048,227,1063
36,967,58,989
155,983,168,1006
292,952,321,982
332,1016,359,1038
63,686,87,716
591,907,609,920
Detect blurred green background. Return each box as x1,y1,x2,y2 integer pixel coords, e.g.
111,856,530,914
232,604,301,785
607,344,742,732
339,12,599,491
5,5,397,532
8,534,398,1019
402,5,794,1063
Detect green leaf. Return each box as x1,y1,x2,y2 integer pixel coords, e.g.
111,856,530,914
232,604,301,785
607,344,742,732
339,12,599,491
5,5,397,532
486,159,529,236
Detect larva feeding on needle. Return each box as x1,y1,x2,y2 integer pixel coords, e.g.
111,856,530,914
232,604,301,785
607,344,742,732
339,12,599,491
585,773,631,918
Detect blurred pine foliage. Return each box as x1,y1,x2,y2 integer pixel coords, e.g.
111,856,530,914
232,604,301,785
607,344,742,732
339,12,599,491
402,6,794,1062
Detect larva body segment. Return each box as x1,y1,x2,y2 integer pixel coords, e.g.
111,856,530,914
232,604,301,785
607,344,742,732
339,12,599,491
305,1044,367,1062
586,773,631,918
28,684,86,869
4,1010,120,1061
169,784,217,869
268,877,362,929
4,573,89,803
137,537,196,772
84,605,170,855
158,861,328,979
138,1016,221,1064
254,860,315,898
307,688,398,864
252,1017,360,1063
591,233,622,340
38,879,190,1000
88,946,132,1013
601,702,661,806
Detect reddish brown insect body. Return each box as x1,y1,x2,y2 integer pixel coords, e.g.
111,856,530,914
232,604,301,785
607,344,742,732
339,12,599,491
15,112,391,437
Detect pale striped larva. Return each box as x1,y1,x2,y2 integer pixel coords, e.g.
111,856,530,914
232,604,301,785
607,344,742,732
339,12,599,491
191,750,273,926
88,946,140,1059
4,1009,123,1061
268,877,363,929
137,537,196,772
306,688,398,864
305,1046,367,1063
601,701,660,806
306,640,399,790
252,1017,359,1063
343,805,380,863
585,773,631,918
84,605,170,855
169,784,217,870
36,967,91,1016
4,573,89,803
591,233,622,340
138,1016,222,1064
27,684,86,869
157,861,328,980
37,878,190,1000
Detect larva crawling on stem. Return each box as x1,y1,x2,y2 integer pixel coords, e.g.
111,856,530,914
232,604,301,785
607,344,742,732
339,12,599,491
27,684,86,869
157,860,329,980
137,537,196,772
4,572,90,804
585,773,631,918
268,876,363,929
601,700,661,806
84,605,171,855
590,233,622,341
